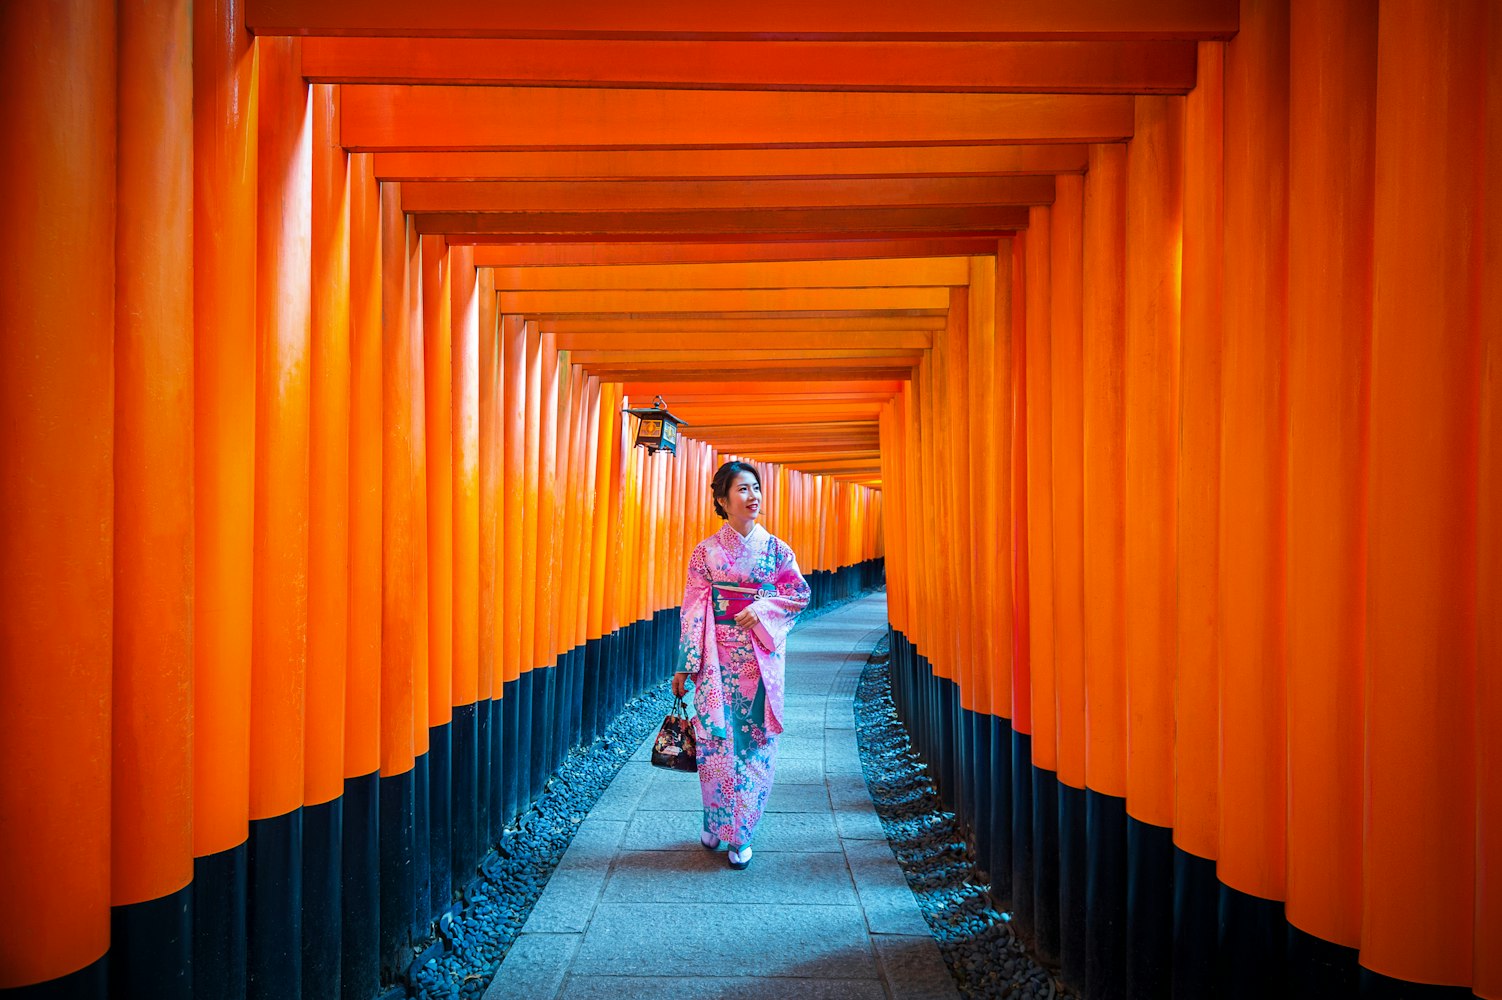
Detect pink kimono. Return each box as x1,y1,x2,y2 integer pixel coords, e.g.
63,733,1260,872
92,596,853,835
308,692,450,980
678,523,811,847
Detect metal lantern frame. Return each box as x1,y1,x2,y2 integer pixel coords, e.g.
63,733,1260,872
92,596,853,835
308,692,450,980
623,395,687,456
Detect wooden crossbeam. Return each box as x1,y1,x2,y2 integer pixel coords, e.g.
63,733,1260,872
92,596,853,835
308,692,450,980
543,316,947,332
402,176,1055,213
498,287,949,313
376,146,1086,182
304,38,1196,93
491,258,970,291
340,86,1134,150
554,331,932,350
247,0,1238,40
419,207,1032,238
474,240,1001,267
621,380,903,396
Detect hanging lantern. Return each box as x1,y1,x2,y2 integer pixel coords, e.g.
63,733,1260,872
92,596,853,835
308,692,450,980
623,395,686,456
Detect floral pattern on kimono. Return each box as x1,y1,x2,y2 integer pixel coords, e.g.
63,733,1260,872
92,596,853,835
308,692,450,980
677,523,811,846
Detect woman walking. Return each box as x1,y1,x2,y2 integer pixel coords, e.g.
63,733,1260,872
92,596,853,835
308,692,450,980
671,460,811,869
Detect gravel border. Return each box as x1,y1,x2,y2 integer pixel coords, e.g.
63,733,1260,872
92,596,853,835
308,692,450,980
411,588,884,999
852,633,1076,1000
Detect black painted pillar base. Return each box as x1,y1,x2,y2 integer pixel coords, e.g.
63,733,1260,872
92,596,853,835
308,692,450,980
377,768,415,985
1216,882,1287,1000
1085,790,1127,1000
428,723,453,917
1125,816,1173,1000
340,771,379,1000
1058,782,1089,993
193,841,248,1000
0,959,108,1000
451,704,478,888
110,882,192,999
247,808,303,1000
1011,730,1035,943
301,797,342,1000
1033,768,1061,965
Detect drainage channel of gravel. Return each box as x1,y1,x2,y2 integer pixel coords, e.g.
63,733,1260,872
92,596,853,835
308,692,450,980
408,588,880,1000
853,634,1076,1000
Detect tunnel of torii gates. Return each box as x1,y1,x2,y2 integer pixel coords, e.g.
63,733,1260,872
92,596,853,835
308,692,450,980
0,1,1498,999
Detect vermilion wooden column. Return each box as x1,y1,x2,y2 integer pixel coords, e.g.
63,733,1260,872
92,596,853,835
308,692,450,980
409,226,430,773
1284,0,1375,966
1172,40,1226,1000
343,150,383,999
0,0,115,991
1364,0,1487,987
1477,9,1502,996
538,334,561,672
502,314,526,691
1123,92,1185,1000
306,79,351,806
378,178,417,978
452,246,480,714
967,255,998,722
250,34,312,999
112,0,195,986
424,236,454,733
1219,0,1291,936
1050,176,1086,798
1174,40,1225,879
1024,208,1056,775
1080,140,1128,1000
191,19,255,995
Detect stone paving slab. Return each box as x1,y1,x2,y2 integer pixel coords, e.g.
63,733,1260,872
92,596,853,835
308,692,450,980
571,902,878,978
486,593,959,1000
601,848,859,906
558,975,888,1000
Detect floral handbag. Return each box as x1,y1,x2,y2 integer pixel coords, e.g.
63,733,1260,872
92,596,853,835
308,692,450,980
650,697,698,772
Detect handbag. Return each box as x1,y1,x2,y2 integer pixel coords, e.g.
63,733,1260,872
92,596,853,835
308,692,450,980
650,696,698,772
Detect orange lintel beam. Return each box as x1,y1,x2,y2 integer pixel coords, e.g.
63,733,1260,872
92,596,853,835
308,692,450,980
542,316,947,332
304,38,1195,93
377,147,1087,182
554,332,931,351
403,177,1055,214
488,258,971,291
496,287,949,313
572,349,925,364
452,228,1017,245
474,240,1001,268
340,87,1135,150
668,407,887,425
604,366,909,382
248,0,1238,41
419,207,1033,238
622,380,903,396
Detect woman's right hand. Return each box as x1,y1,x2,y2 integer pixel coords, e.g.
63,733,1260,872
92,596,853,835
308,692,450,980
671,671,689,699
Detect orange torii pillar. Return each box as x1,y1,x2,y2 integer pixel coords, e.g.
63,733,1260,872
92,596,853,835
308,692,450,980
112,0,195,995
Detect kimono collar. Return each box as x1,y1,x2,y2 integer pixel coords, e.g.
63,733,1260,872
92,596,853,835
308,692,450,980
716,521,766,555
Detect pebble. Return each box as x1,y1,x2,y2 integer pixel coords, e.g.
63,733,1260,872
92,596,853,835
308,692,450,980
853,634,1076,1000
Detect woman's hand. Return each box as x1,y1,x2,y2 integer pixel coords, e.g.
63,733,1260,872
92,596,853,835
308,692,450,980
734,607,759,630
671,671,689,699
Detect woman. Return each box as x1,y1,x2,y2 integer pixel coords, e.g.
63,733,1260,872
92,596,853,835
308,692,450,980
671,460,811,870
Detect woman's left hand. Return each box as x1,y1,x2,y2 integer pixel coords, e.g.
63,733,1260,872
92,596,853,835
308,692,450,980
734,607,759,629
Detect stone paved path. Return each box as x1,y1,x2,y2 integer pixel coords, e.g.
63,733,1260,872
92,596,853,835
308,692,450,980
483,592,960,1000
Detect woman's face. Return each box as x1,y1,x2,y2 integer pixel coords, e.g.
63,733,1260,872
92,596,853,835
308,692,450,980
721,470,762,524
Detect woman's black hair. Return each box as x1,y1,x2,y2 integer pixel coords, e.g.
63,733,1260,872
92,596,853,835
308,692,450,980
711,460,761,520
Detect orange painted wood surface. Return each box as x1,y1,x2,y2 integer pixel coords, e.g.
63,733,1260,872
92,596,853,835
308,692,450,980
402,177,1056,213
250,35,312,820
1048,178,1086,791
304,38,1196,92
0,0,116,986
192,0,257,857
423,235,455,726
247,0,1238,40
1079,143,1127,797
1218,0,1290,902
113,0,195,911
421,207,1032,239
1172,42,1224,863
341,86,1134,150
1122,94,1182,829
307,81,352,807
1362,0,1486,984
1283,0,1374,950
473,240,1005,268
347,152,384,780
378,146,1088,182
451,245,480,707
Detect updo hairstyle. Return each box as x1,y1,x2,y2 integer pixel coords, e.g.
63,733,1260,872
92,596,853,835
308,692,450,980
710,460,762,520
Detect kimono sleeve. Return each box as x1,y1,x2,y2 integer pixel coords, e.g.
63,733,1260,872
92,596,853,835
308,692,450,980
675,541,713,678
750,538,811,654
